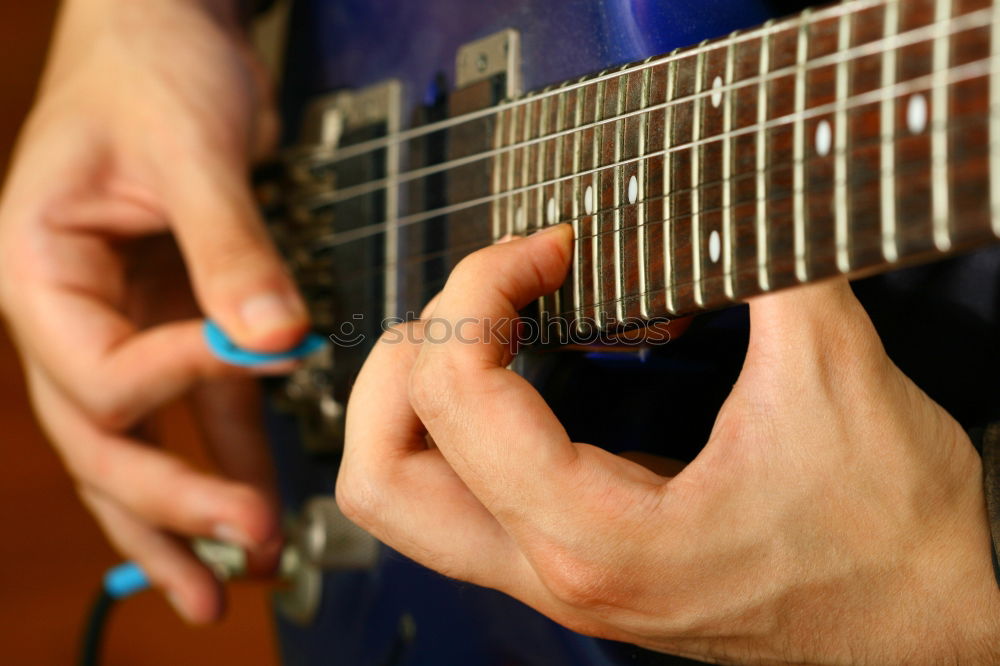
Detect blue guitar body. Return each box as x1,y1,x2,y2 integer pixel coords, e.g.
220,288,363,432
269,3,777,665
264,1,1000,664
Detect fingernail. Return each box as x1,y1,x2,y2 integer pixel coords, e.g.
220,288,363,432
213,523,255,549
167,591,194,624
240,292,304,335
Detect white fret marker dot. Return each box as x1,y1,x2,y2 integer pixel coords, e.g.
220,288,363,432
815,120,832,157
709,230,721,264
907,94,928,134
546,197,557,225
584,186,595,215
516,207,526,232
711,76,723,108
627,175,638,204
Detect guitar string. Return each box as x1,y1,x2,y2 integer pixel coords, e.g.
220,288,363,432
545,223,985,322
299,222,971,326
290,113,983,289
297,5,991,209
292,53,998,252
289,0,891,168
295,143,982,314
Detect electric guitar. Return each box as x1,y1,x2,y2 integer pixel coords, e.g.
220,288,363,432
255,0,1000,663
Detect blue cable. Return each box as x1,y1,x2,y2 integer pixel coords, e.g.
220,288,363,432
103,561,150,600
203,319,328,367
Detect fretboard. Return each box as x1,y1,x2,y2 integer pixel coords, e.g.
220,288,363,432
489,0,1000,331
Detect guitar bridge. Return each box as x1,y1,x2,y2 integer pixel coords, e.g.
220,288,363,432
260,80,403,455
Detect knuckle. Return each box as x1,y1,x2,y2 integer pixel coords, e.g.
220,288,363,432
335,470,381,531
165,116,243,165
451,248,490,282
198,234,274,279
534,548,619,610
85,395,137,433
225,484,270,525
407,353,461,424
70,381,141,433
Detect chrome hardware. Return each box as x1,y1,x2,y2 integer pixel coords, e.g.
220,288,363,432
191,538,248,580
297,497,379,570
250,0,292,83
262,79,403,455
274,497,379,625
456,29,522,97
276,344,345,454
300,80,403,147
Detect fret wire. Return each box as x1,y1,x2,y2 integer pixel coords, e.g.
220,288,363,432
932,0,954,251
757,21,773,292
664,53,679,314
553,91,568,319
296,0,890,169
305,110,988,293
384,87,401,318
535,93,551,321
692,46,708,307
570,109,990,245
637,62,652,318
571,83,586,327
505,105,519,236
722,35,737,301
300,6,996,211
519,98,534,233
298,136,974,300
536,95,549,233
794,10,812,283
309,56,999,252
835,9,852,273
993,0,1000,235
591,79,606,327
612,68,627,322
546,220,977,322
576,153,964,244
881,0,900,263
491,105,506,240
306,216,961,328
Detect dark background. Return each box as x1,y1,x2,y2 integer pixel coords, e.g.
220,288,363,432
0,4,279,664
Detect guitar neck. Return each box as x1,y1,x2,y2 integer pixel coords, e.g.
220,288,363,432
488,0,1000,330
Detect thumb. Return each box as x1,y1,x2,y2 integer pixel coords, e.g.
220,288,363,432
744,278,890,385
164,153,308,352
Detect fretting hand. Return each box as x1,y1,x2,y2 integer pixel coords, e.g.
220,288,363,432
338,225,1000,664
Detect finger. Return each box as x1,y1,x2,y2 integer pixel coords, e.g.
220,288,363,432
81,488,223,624
17,280,292,430
239,43,281,162
27,365,278,548
419,292,441,319
161,146,308,352
411,226,666,526
189,377,284,575
190,377,275,493
339,321,532,592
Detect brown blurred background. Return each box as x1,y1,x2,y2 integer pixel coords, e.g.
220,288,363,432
0,4,279,664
